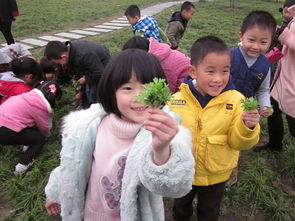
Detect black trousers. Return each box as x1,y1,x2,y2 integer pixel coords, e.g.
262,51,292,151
0,20,15,45
0,126,45,164
267,97,295,151
173,182,226,221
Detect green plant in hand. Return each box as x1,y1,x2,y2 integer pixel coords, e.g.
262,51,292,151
240,97,259,111
136,78,172,108
72,80,81,90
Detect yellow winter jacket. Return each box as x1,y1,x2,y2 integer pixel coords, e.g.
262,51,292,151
168,84,260,186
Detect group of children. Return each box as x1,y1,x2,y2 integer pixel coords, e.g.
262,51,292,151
0,45,62,175
0,0,295,220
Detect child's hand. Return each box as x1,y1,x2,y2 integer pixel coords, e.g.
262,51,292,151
144,108,178,165
78,76,86,85
45,199,61,215
242,109,260,129
260,106,273,117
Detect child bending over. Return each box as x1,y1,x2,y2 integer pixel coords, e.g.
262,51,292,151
122,36,190,93
168,36,260,221
125,5,161,42
0,56,42,104
0,80,62,175
45,49,195,220
166,1,196,50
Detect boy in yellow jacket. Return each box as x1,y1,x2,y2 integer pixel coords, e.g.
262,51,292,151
168,36,260,221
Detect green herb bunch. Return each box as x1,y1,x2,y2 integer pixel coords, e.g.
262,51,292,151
136,78,172,108
240,97,259,111
72,81,81,90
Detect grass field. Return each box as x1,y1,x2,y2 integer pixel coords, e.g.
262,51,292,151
1,0,294,220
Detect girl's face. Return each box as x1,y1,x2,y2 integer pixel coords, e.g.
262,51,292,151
22,74,33,84
116,73,150,124
239,25,272,58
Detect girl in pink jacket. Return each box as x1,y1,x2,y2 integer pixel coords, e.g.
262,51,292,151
123,36,190,93
258,1,295,152
0,80,62,175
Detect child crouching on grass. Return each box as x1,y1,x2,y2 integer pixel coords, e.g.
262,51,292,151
168,36,260,221
45,49,194,220
0,80,62,175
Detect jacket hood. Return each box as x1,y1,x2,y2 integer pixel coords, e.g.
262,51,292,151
148,37,171,61
22,89,52,114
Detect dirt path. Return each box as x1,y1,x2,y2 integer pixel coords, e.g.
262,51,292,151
0,195,12,221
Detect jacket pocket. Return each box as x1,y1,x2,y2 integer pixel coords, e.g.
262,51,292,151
204,135,239,173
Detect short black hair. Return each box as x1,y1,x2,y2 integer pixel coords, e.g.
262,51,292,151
36,80,62,108
44,41,68,60
241,11,277,37
40,56,58,73
122,36,149,51
284,0,295,7
10,56,43,85
124,5,141,17
181,1,195,11
98,49,165,117
190,35,230,66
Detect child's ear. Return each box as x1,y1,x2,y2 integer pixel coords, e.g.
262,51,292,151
188,65,197,79
239,32,243,41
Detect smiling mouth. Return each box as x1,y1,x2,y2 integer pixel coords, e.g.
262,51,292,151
210,85,222,89
132,106,148,111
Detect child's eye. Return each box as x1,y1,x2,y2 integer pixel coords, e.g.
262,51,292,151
122,87,132,90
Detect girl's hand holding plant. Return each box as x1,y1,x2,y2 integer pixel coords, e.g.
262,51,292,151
136,78,177,165
240,97,260,129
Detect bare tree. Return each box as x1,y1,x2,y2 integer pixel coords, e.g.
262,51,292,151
230,0,236,8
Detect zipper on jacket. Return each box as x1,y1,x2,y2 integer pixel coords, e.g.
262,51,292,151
198,119,202,130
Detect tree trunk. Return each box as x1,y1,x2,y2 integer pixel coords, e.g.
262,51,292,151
230,0,235,9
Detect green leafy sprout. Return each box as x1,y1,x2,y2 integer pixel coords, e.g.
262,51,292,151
240,97,259,111
136,78,172,108
72,80,81,90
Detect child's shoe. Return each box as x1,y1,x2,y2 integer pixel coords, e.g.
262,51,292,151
13,161,34,176
22,145,29,152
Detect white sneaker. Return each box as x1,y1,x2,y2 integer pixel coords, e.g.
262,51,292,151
13,161,34,176
22,145,29,152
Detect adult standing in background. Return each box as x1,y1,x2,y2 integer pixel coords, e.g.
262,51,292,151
0,0,19,45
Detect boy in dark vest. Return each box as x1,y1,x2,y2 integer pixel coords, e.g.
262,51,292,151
231,10,277,117
229,11,277,185
166,1,196,50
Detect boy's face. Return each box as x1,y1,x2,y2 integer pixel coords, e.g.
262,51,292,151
239,25,272,58
188,52,230,97
50,52,68,65
126,15,140,25
181,8,196,21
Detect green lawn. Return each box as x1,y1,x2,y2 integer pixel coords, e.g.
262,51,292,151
1,0,294,220
0,0,169,43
